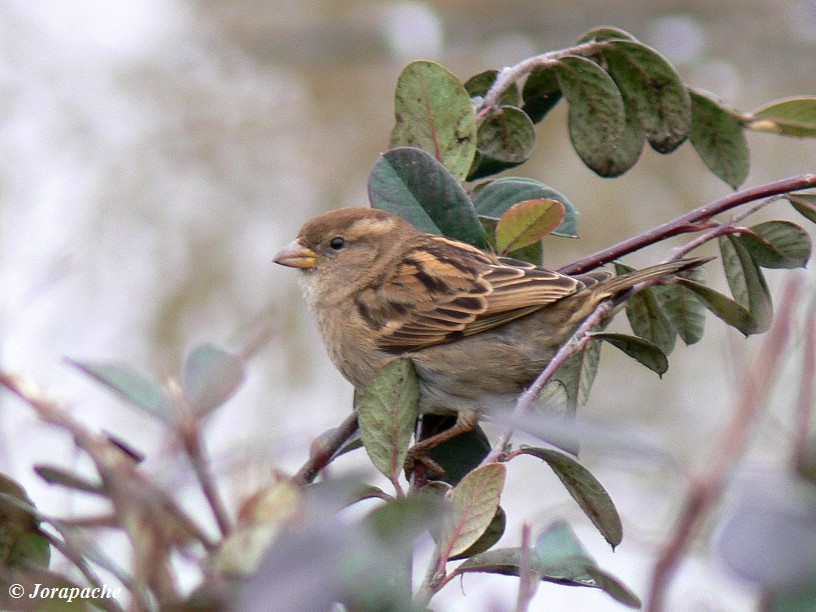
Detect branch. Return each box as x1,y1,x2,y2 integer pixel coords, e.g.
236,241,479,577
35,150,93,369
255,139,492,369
0,372,219,555
646,276,803,612
291,411,360,485
479,40,603,111
559,174,816,275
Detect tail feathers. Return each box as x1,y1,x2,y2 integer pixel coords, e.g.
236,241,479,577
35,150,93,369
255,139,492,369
593,256,712,300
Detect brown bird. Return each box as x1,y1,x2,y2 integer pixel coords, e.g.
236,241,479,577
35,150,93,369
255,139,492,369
275,207,705,474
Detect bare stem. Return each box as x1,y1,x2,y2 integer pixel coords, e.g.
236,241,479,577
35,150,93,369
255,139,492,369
292,411,360,485
515,522,537,612
793,300,816,473
646,277,802,612
479,41,604,111
180,416,232,538
0,371,218,556
559,174,816,275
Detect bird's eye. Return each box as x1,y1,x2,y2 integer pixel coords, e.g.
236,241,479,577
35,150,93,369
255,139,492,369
329,236,345,250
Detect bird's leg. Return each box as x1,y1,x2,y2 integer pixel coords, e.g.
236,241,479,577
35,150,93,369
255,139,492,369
404,409,480,479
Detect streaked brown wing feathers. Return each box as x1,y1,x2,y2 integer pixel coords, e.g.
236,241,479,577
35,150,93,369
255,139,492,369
367,239,583,353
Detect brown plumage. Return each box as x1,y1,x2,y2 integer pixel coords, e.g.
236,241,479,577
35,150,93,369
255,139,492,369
275,207,707,471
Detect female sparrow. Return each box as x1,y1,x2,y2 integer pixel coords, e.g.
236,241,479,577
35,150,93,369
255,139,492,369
275,207,705,472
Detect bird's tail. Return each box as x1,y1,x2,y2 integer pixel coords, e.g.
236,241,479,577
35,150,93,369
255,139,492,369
593,256,712,301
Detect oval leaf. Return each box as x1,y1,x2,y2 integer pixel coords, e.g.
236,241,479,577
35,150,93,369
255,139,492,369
749,96,816,137
603,40,691,152
464,70,519,106
357,359,419,486
555,55,627,177
368,147,488,247
456,542,640,608
675,278,756,336
689,90,749,188
182,343,245,416
577,26,639,44
521,66,562,123
590,332,668,376
470,105,536,179
449,506,506,560
473,177,579,238
737,220,812,269
495,198,565,254
439,463,506,559
616,262,677,355
67,359,175,422
650,266,707,345
426,419,491,486
518,446,622,548
788,193,816,224
719,234,773,334
390,60,477,181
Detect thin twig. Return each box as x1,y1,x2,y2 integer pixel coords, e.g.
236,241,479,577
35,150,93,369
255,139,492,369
479,40,604,111
793,300,816,473
0,372,218,554
292,411,360,485
180,418,232,537
646,276,802,612
44,532,127,612
559,175,816,275
515,523,537,612
414,547,444,608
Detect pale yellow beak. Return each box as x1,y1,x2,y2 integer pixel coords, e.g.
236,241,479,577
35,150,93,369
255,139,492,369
274,239,318,269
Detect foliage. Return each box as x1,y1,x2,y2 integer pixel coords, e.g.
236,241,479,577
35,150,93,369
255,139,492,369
1,26,815,611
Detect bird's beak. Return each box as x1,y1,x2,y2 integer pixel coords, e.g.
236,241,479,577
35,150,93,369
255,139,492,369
274,239,318,269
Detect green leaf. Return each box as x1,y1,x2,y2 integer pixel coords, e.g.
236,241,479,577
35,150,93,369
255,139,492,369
737,220,812,269
617,262,677,355
521,67,562,123
591,332,668,376
577,26,639,44
536,521,641,608
788,193,816,224
555,55,627,177
425,418,491,486
67,359,175,422
518,446,622,548
495,199,565,254
651,267,707,345
182,343,245,416
357,359,419,487
554,338,603,409
719,234,773,334
455,543,640,608
473,177,579,238
675,278,756,336
34,465,104,495
439,463,506,559
602,40,691,153
749,96,816,137
0,474,50,570
390,60,477,181
368,147,488,247
689,90,749,188
450,506,506,560
469,105,536,179
464,70,519,106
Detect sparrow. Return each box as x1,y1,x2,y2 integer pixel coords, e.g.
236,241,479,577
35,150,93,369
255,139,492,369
275,207,706,473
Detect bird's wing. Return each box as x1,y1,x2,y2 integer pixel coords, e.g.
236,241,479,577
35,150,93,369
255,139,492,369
354,238,582,353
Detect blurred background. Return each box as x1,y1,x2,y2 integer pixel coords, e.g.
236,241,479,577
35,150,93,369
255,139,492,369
0,1,814,610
